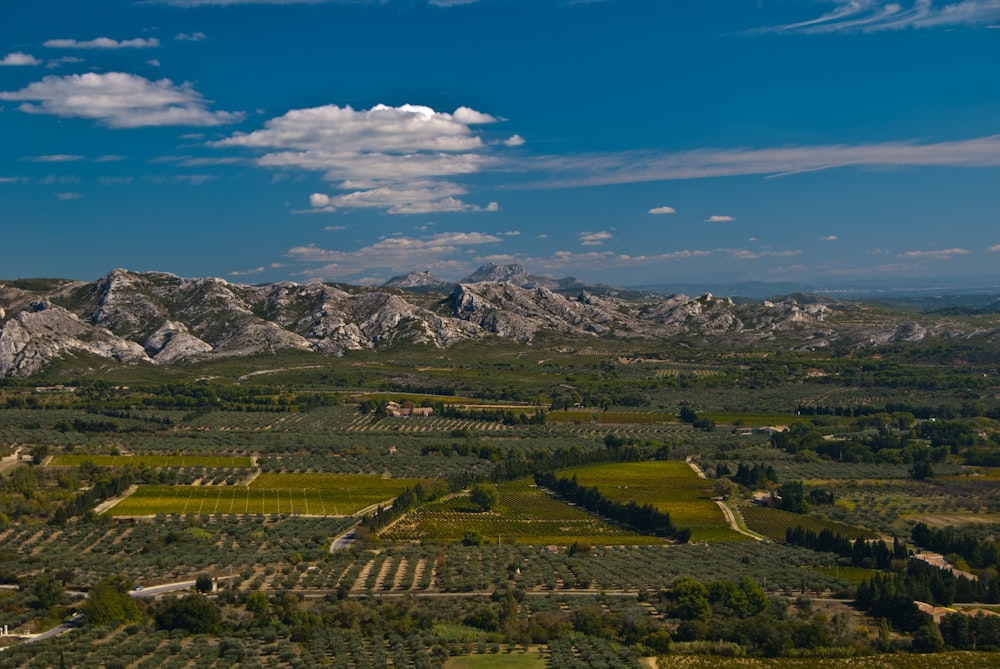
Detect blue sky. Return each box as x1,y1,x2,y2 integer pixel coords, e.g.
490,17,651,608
2,1,999,289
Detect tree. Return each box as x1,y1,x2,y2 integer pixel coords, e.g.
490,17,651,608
194,574,213,594
155,595,222,634
469,483,499,512
83,575,141,626
713,478,736,500
32,573,64,610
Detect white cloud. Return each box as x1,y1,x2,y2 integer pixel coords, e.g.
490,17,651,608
706,215,734,222
0,72,244,128
1,52,42,66
286,230,503,278
308,181,499,215
0,177,26,183
230,266,266,276
900,247,970,259
990,244,1000,252
766,1,1000,35
44,37,160,49
820,235,839,241
22,154,85,162
648,205,676,215
526,135,1000,189
175,32,207,41
503,134,526,147
99,177,134,186
147,59,162,67
46,56,85,69
718,248,801,260
96,154,126,162
579,230,613,246
216,102,506,214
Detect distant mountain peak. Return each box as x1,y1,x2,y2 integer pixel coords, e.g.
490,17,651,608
382,270,450,290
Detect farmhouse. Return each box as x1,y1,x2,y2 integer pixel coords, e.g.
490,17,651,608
385,401,433,418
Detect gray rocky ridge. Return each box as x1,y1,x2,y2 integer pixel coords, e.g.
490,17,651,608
0,267,986,377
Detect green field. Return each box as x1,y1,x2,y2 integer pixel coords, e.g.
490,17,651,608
381,478,658,545
50,454,254,468
738,504,873,542
561,461,744,542
108,473,421,516
547,411,675,424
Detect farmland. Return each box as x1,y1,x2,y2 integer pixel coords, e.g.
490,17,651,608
107,473,421,517
2,323,1000,666
380,478,657,545
560,461,744,542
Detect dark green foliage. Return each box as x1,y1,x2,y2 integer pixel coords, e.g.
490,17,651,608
912,521,1000,573
154,595,223,634
83,575,141,626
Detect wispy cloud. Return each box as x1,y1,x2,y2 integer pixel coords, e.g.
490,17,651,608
0,72,244,128
820,235,839,241
764,1,1000,34
22,154,85,162
215,102,511,214
286,230,503,278
900,247,970,259
990,244,1000,252
718,248,801,260
579,230,613,246
44,37,160,49
1,52,42,66
46,56,85,69
525,135,1000,189
648,205,676,215
230,266,265,276
55,192,83,200
175,32,207,41
706,215,734,223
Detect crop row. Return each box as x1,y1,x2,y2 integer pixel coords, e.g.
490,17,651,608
737,504,872,541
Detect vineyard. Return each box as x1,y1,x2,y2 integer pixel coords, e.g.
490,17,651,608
108,473,420,517
49,454,253,468
561,461,743,542
737,504,873,542
380,478,656,546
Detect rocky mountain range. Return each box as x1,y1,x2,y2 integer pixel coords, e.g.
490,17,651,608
1,267,996,378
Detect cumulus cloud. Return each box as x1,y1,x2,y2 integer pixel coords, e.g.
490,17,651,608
44,37,160,49
900,247,970,259
764,1,1000,35
215,102,509,214
503,134,526,147
648,205,676,215
1,52,42,66
820,235,839,241
175,32,207,41
579,231,613,246
706,215,735,222
0,72,244,128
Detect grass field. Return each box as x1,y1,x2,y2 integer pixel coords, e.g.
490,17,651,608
50,454,254,468
108,473,421,516
738,504,874,542
381,478,658,545
560,461,744,542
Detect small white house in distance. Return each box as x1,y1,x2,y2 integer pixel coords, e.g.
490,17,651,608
385,401,433,418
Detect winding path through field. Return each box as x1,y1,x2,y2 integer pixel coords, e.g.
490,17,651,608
686,457,764,541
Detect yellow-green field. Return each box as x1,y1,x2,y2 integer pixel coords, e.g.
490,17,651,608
381,478,659,546
50,454,254,468
561,461,744,542
108,473,421,517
